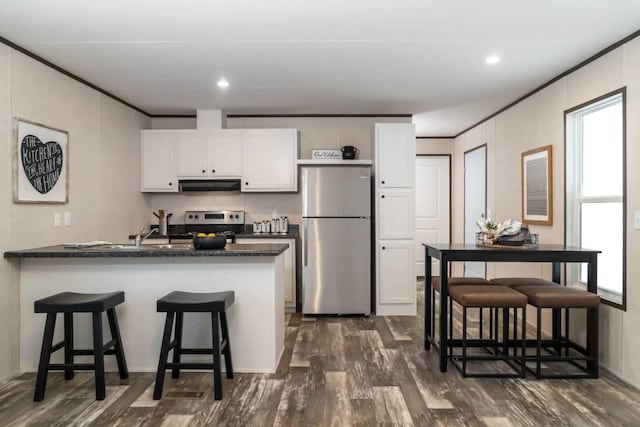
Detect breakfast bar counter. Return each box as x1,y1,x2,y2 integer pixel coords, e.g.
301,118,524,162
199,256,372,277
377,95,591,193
5,243,288,374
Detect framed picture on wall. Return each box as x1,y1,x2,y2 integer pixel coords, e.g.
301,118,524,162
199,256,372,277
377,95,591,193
14,118,68,203
521,145,552,225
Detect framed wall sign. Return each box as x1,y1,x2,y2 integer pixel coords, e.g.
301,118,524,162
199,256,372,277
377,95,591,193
14,118,68,203
521,145,552,225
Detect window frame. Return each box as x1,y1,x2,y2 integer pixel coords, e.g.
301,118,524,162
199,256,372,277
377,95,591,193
564,87,627,310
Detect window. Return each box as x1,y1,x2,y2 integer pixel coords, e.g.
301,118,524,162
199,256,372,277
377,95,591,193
565,89,626,308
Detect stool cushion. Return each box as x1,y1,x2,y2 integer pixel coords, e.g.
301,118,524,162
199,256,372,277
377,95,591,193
449,285,527,308
490,277,557,287
431,276,492,292
34,291,124,313
514,285,600,308
157,291,235,313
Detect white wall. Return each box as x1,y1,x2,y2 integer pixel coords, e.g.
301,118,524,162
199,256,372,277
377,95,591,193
148,116,410,225
452,38,640,386
0,46,151,379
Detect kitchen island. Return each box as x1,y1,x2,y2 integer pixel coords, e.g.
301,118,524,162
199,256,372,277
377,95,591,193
5,243,288,374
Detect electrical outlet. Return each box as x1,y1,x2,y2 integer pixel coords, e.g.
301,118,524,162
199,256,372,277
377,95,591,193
64,212,71,226
635,211,640,230
54,213,61,227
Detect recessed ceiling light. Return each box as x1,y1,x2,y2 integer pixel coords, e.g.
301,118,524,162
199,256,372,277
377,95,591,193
485,55,501,65
217,78,230,88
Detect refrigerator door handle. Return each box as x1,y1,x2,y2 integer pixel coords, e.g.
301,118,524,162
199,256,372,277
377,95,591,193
303,218,308,266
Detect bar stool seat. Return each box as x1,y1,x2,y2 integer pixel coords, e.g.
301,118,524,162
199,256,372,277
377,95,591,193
513,285,600,378
430,277,494,351
154,291,234,401
448,285,527,378
432,276,492,292
33,291,128,401
490,277,557,288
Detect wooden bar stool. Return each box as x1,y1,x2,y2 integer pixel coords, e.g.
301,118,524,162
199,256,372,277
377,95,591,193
154,291,234,401
33,291,128,401
448,285,527,378
512,285,600,378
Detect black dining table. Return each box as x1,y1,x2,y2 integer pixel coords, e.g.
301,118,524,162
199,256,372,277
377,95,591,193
423,243,600,373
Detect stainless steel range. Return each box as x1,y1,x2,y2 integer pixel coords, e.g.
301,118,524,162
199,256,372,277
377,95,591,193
170,210,245,243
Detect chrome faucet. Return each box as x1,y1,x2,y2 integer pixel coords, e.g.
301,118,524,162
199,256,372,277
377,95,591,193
135,228,158,246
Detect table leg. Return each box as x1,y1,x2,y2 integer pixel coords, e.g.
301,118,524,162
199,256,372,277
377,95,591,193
439,259,449,372
587,253,599,376
425,249,432,350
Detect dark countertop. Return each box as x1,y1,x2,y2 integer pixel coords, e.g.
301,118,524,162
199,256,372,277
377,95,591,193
4,243,289,259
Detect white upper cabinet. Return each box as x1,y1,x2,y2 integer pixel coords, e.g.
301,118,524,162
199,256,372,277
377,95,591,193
375,123,415,188
141,130,178,192
241,129,298,192
175,130,208,178
174,130,242,178
210,131,242,177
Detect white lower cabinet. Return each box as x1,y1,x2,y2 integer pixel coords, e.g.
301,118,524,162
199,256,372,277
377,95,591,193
377,240,416,316
236,238,296,311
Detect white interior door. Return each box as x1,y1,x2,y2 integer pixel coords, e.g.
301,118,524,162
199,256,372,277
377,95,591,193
415,156,450,277
464,145,486,277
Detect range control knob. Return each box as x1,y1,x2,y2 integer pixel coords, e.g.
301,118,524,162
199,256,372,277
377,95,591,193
194,215,199,219
188,214,193,219
235,214,239,219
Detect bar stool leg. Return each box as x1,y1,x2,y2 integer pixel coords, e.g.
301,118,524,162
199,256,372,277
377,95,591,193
172,312,184,379
521,308,527,377
211,312,223,400
106,308,129,379
462,307,468,377
220,312,233,379
34,313,57,402
92,312,106,401
64,313,74,380
536,308,543,378
564,308,570,357
154,312,175,400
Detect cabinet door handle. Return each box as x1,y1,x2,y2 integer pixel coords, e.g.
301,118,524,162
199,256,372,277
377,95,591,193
202,170,206,173
382,246,386,250
212,169,216,173
381,195,385,198
169,182,173,186
245,182,249,186
381,180,385,184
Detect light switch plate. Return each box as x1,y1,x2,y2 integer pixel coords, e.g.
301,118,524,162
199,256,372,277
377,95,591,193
635,211,640,230
54,213,61,227
64,212,71,226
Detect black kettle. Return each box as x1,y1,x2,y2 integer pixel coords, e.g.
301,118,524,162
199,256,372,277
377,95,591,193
341,145,358,160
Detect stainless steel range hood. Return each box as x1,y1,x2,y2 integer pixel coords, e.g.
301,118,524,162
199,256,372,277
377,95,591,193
178,179,241,192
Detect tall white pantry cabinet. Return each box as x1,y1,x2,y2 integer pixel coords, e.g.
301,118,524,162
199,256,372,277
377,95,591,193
375,123,416,316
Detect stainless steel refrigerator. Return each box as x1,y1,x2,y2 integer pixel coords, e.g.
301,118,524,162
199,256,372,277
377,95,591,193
301,165,371,315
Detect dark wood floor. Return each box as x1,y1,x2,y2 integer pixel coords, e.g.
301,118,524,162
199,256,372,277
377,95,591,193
2,281,640,426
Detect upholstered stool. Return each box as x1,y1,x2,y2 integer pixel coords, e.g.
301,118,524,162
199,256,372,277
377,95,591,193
513,285,600,378
33,291,128,401
448,285,527,378
430,277,494,349
490,277,558,344
154,291,234,400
